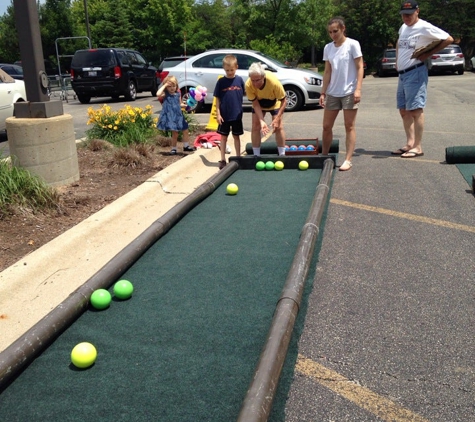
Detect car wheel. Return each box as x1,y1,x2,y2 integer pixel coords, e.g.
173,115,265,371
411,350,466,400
77,94,91,104
458,69,464,75
377,67,384,77
284,86,304,112
124,80,137,101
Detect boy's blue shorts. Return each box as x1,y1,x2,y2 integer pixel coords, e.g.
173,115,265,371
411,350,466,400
397,64,428,110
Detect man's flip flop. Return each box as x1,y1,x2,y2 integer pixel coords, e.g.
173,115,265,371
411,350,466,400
391,148,409,155
401,151,424,158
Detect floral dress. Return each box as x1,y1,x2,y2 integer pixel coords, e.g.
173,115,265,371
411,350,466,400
157,91,189,131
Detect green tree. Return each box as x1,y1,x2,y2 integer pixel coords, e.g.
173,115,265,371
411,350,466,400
185,0,234,52
339,0,401,66
39,0,78,70
0,3,19,62
91,0,134,48
295,0,336,66
127,0,194,62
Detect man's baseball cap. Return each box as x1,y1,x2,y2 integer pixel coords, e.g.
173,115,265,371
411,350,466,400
400,0,419,14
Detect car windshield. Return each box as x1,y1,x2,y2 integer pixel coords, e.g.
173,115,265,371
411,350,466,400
440,46,461,54
160,58,189,69
256,52,291,68
385,50,396,58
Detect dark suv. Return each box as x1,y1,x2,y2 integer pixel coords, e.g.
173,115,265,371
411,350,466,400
70,48,159,104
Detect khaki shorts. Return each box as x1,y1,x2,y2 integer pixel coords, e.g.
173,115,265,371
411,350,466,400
325,93,358,110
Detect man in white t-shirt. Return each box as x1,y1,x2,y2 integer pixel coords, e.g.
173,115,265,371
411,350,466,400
392,0,453,158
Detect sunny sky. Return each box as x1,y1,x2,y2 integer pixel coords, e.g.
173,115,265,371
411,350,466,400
0,0,11,16
0,0,47,16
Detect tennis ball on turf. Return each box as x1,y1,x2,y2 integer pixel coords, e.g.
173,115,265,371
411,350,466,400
265,161,275,170
90,289,112,310
255,161,265,171
299,160,309,170
71,342,97,369
274,161,284,171
113,279,134,300
226,183,238,195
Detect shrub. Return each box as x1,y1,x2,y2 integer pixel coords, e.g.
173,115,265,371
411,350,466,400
86,104,159,147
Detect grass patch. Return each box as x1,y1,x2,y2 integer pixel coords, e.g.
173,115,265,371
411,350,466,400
0,157,60,218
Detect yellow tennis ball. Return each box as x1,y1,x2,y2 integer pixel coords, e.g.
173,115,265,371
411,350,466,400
298,160,309,170
226,183,238,195
274,161,284,171
71,342,97,369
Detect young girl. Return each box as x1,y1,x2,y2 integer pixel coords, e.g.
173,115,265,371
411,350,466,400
157,76,195,155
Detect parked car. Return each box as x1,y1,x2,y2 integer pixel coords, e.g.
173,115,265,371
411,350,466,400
428,44,464,75
14,59,58,76
376,48,397,77
159,48,323,112
0,69,27,132
0,64,24,80
70,48,159,104
469,56,475,71
158,56,192,84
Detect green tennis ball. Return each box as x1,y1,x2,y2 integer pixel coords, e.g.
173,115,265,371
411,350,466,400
265,161,275,170
90,289,112,310
113,279,134,300
274,160,284,171
299,160,309,170
255,161,265,171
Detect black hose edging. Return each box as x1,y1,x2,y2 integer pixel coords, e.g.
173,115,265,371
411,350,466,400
237,158,334,421
0,161,238,391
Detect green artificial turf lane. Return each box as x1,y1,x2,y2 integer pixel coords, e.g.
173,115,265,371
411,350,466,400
0,167,329,421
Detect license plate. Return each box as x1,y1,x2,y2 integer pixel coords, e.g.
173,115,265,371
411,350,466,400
389,64,395,68
88,71,97,77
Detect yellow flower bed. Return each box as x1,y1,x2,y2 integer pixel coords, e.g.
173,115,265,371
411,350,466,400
86,104,158,146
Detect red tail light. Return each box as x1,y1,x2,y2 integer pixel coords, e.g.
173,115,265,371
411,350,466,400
456,53,464,58
159,70,169,81
70,69,75,80
114,66,122,78
431,55,440,59
382,58,388,63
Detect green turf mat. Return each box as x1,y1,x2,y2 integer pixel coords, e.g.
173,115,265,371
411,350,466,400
455,163,475,190
445,146,475,164
0,168,331,421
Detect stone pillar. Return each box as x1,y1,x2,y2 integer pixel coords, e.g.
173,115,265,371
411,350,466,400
6,114,79,187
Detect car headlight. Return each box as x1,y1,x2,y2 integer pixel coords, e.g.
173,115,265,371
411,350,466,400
304,76,322,86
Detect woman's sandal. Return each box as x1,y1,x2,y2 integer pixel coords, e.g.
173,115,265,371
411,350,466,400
339,160,352,171
391,147,409,155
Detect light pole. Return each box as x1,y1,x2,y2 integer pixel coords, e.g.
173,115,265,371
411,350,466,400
83,0,91,45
